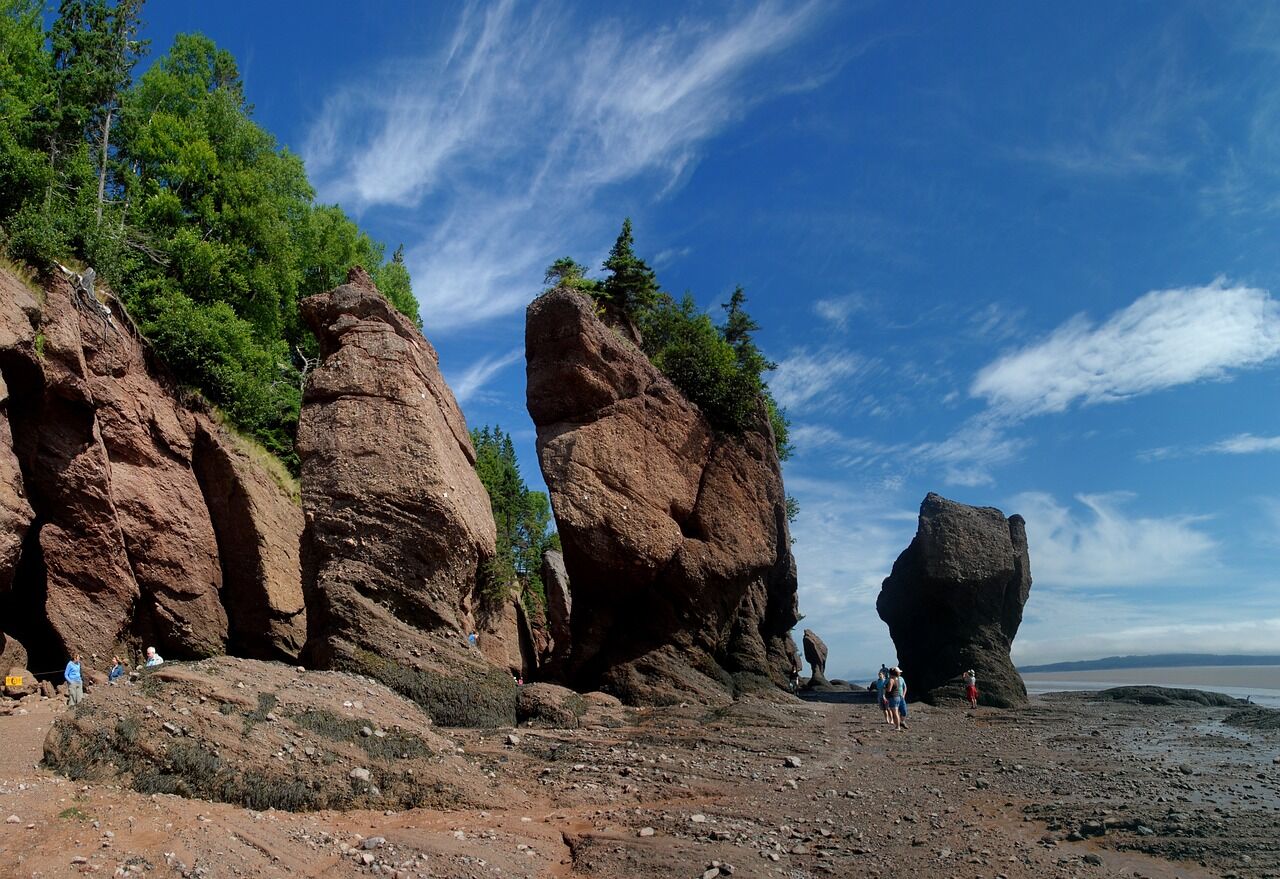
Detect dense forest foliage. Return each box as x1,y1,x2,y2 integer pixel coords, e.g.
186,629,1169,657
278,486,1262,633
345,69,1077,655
544,219,794,463
471,426,560,610
0,0,418,468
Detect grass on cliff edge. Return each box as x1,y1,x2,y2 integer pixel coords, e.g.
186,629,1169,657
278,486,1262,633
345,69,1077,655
209,408,301,504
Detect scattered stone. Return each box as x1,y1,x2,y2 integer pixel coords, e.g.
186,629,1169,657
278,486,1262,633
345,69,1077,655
784,756,802,768
637,827,655,837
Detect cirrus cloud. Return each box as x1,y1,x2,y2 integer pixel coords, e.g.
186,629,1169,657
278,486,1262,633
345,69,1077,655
972,279,1280,416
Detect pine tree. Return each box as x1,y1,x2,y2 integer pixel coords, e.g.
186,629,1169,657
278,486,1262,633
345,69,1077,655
601,218,658,315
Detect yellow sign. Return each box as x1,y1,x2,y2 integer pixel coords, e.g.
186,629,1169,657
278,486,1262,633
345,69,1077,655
4,676,22,687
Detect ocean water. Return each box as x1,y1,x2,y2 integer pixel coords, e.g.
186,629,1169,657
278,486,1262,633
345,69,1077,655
1023,665,1280,709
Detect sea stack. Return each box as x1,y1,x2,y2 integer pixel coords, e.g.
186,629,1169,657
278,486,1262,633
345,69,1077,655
525,287,800,705
297,267,514,725
877,492,1032,707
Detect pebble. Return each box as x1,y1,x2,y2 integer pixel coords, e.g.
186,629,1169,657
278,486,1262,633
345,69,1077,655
4,815,19,824
506,734,520,746
637,827,655,837
363,836,386,850
783,756,802,768
349,767,371,782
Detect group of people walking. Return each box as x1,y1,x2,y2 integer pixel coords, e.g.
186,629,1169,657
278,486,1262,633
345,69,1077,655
62,647,164,706
870,665,981,730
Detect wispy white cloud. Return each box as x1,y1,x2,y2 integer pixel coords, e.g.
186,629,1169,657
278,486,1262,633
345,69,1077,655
1009,491,1218,589
447,347,523,405
792,414,1026,488
972,279,1280,416
305,1,831,331
1209,432,1280,454
812,293,865,330
770,347,877,411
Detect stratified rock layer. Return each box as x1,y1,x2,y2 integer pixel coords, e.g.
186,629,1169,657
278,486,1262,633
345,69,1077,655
802,629,829,689
0,266,305,670
877,493,1032,708
298,268,511,726
525,288,800,705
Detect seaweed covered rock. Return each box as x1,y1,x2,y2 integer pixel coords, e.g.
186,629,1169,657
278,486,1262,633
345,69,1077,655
525,288,800,705
877,493,1032,708
42,657,504,812
298,268,510,725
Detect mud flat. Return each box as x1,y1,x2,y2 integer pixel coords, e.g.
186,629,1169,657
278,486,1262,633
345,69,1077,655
1,681,1277,878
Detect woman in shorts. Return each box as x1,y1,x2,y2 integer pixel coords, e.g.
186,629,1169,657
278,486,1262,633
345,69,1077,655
963,669,979,709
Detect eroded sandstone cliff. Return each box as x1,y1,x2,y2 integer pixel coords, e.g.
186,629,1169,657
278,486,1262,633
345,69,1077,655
525,287,800,705
0,267,305,672
877,492,1032,708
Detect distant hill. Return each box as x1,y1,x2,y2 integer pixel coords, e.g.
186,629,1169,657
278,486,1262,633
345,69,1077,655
1020,653,1280,673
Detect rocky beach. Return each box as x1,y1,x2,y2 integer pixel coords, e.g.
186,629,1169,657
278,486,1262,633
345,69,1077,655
0,677,1277,878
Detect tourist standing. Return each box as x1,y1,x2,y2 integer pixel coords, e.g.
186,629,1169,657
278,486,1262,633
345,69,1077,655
64,653,83,706
885,668,902,730
963,669,979,708
896,668,909,730
873,671,890,724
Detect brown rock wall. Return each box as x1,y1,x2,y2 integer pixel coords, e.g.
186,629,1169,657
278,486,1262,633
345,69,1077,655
525,288,799,704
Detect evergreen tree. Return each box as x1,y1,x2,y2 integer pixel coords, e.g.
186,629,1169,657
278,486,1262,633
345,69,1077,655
471,425,559,610
600,218,658,314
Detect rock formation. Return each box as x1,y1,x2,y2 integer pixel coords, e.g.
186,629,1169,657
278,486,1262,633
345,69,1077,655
877,492,1032,707
0,266,305,672
541,548,571,666
298,268,512,726
525,287,800,705
802,629,829,689
191,421,306,660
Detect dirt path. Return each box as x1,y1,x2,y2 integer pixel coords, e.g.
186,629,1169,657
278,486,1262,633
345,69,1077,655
1,690,1276,878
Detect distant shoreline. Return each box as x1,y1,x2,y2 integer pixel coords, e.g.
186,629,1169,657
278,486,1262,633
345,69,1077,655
1022,664,1280,691
1018,653,1280,673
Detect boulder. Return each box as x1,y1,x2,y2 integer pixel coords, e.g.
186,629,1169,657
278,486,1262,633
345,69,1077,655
541,549,571,664
3,666,37,698
802,629,829,689
297,268,510,726
0,632,28,672
877,493,1032,708
192,418,306,660
525,288,800,704
516,682,587,728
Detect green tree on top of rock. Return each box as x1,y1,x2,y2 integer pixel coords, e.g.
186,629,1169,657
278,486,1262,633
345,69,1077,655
542,220,793,464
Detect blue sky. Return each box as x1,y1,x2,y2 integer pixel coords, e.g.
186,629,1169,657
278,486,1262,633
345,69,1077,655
140,1,1280,678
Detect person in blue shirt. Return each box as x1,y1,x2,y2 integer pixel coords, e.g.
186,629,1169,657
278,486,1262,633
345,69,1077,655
873,671,890,725
64,653,83,706
108,656,126,684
